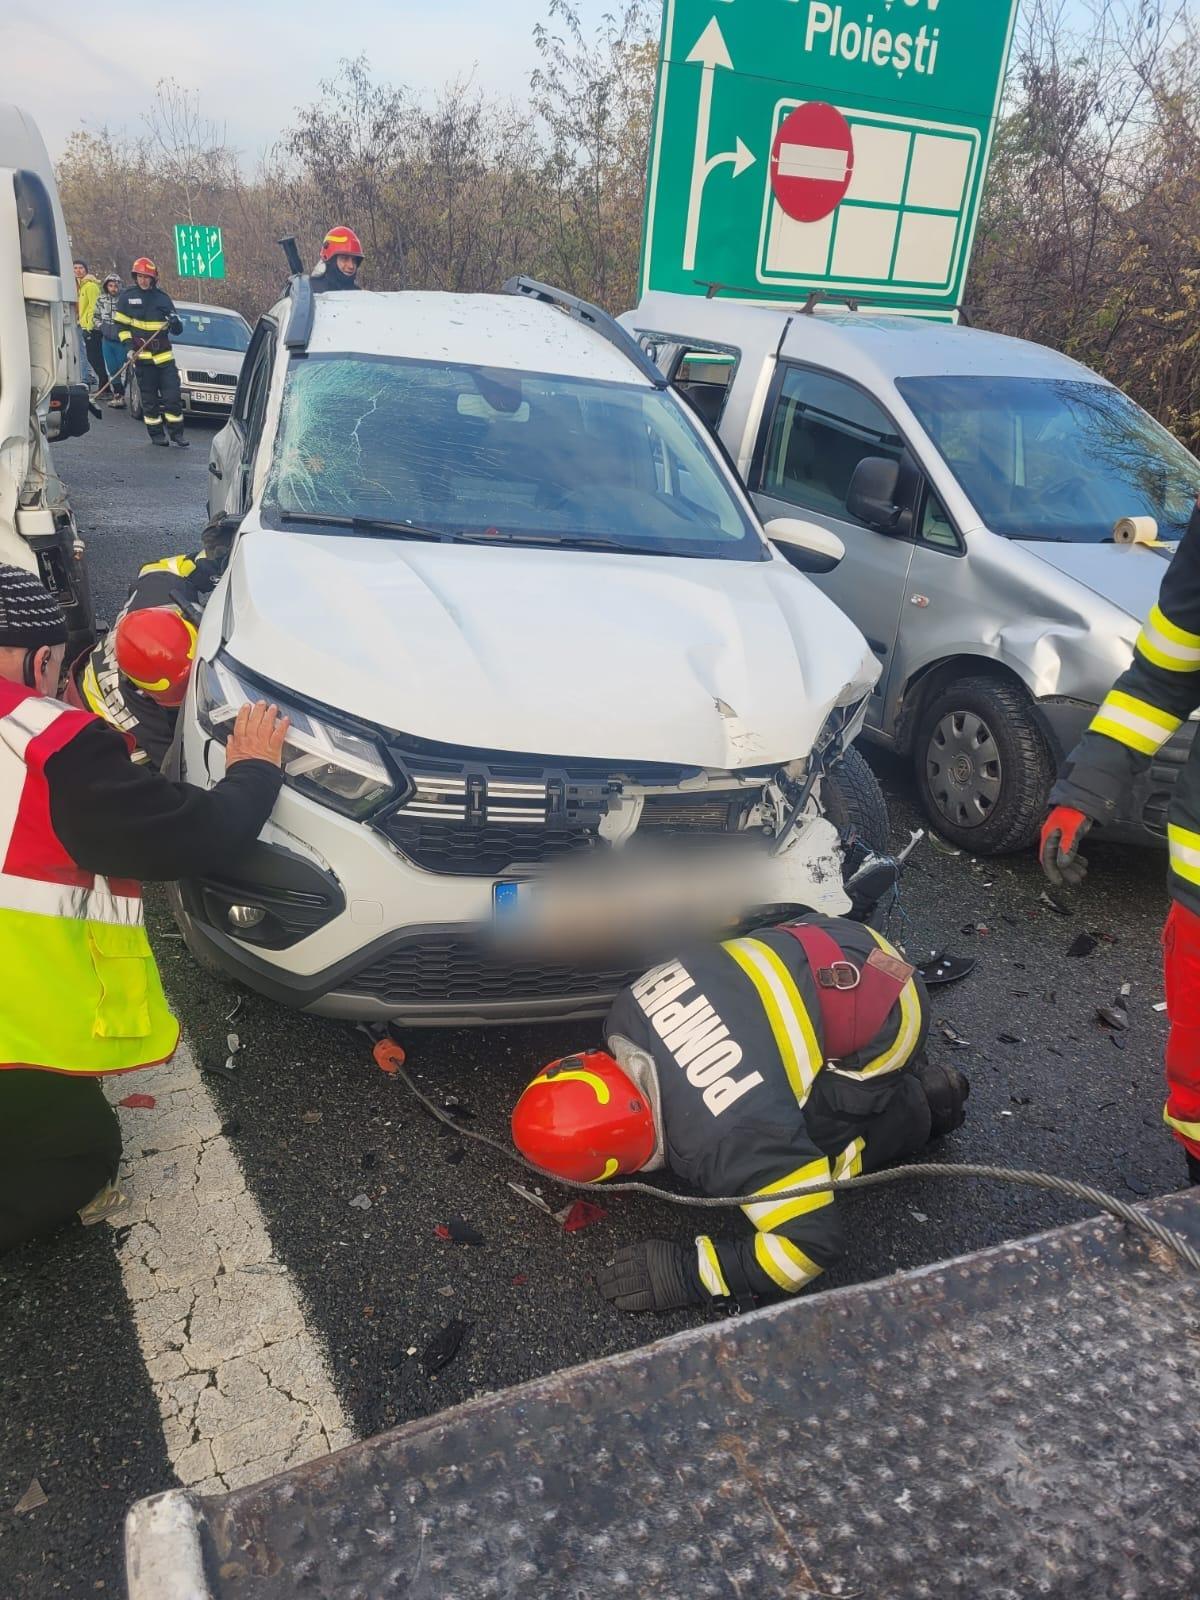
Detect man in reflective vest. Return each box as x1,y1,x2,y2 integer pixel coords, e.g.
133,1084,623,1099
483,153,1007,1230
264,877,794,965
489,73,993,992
1042,492,1200,1186
512,913,968,1312
0,564,289,1252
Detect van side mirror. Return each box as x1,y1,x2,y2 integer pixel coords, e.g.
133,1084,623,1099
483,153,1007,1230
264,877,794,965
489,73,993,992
764,517,845,575
846,457,911,534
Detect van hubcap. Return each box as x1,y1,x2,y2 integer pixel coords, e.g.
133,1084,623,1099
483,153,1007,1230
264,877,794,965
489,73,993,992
926,711,1003,830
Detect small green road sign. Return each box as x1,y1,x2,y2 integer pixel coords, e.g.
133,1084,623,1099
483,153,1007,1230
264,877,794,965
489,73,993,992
174,223,225,281
641,0,1020,313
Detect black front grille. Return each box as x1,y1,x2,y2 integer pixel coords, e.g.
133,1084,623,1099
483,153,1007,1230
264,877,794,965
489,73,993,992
349,935,641,1006
186,369,237,387
379,816,598,876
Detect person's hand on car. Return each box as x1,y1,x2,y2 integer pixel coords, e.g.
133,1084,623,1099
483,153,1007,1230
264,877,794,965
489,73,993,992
226,701,290,769
1039,805,1092,888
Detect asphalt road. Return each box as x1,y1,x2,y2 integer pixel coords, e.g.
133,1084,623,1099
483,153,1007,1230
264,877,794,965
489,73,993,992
0,412,1186,1598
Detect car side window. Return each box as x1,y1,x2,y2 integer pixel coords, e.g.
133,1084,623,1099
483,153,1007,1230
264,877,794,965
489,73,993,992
919,487,959,550
240,329,276,463
759,366,907,526
234,322,274,433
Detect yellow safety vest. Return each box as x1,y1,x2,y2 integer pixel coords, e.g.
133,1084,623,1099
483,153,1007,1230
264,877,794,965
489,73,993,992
0,685,179,1074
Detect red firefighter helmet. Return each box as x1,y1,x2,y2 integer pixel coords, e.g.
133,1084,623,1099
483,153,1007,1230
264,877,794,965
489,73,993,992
511,1050,655,1183
113,607,198,708
320,226,363,263
130,256,158,280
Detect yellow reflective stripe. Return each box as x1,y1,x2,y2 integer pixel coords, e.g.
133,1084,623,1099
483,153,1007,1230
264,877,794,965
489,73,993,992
1163,1105,1200,1141
138,555,197,578
118,330,133,342
79,658,108,718
754,1233,823,1292
142,414,162,424
113,310,135,325
833,1137,865,1181
742,1156,832,1231
121,314,168,332
722,937,823,1107
1168,824,1200,887
696,1236,731,1298
152,351,175,365
1091,690,1182,755
1137,606,1200,672
831,930,922,1080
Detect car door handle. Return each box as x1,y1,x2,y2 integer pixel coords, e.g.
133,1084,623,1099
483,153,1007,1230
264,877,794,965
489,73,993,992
208,461,222,479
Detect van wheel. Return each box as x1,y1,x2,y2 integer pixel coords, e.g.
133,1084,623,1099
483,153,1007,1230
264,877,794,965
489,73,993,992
822,743,890,854
915,675,1052,854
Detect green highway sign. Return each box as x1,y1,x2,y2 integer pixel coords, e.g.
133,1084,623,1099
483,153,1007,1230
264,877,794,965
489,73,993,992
174,223,225,281
641,0,1020,313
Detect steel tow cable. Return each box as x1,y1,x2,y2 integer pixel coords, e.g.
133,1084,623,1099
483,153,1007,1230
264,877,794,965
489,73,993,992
389,1056,1200,1274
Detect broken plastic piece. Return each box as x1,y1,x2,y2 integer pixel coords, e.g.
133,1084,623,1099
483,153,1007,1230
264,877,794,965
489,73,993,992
349,1193,372,1210
997,1032,1024,1045
436,1217,485,1245
558,1200,607,1233
423,1318,469,1375
13,1477,47,1515
1066,933,1099,958
939,1021,971,1048
118,1093,156,1110
1097,1006,1129,1031
226,1032,241,1055
508,1182,554,1215
1039,890,1071,917
916,951,977,987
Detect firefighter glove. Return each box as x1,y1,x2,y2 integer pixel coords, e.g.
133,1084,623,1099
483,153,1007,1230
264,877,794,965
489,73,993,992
168,315,183,335
1039,806,1092,888
597,1240,705,1313
915,1057,970,1140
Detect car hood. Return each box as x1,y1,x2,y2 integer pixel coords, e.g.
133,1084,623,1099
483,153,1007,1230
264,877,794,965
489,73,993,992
1013,540,1175,621
223,530,878,767
173,343,243,376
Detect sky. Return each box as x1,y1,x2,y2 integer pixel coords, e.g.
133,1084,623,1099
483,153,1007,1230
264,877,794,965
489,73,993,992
13,0,622,161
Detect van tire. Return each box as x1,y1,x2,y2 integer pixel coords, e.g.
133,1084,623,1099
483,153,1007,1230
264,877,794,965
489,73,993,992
822,743,890,854
914,675,1052,854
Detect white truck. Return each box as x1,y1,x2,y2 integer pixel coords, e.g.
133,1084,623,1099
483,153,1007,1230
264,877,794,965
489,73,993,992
0,103,94,649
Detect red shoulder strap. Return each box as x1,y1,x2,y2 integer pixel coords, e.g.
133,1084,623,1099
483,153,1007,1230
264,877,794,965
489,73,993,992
779,922,909,1062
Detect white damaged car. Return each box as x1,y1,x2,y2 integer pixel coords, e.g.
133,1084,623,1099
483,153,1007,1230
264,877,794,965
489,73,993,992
180,278,885,1023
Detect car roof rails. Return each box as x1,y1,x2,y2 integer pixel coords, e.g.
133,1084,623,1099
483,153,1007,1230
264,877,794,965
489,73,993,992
277,236,314,353
502,276,667,387
697,281,972,324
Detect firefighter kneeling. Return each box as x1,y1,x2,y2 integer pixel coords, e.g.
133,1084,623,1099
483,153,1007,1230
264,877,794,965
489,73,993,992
513,915,967,1313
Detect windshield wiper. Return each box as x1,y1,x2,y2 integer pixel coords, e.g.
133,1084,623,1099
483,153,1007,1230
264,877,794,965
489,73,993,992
450,530,716,557
276,511,448,541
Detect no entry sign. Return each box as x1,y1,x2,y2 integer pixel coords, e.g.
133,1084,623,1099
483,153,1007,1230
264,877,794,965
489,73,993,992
770,101,854,224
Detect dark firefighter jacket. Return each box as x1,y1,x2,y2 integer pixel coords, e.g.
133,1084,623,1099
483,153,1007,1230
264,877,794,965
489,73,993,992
1052,499,1200,920
113,284,181,361
78,553,221,768
605,918,930,1302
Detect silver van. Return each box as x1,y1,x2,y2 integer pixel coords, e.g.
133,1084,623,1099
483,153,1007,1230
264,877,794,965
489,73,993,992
624,293,1199,853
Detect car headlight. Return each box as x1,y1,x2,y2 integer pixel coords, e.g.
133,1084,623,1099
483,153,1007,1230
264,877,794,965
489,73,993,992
194,654,395,817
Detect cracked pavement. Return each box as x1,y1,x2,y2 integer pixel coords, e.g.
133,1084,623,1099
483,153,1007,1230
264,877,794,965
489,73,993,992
0,418,1188,1599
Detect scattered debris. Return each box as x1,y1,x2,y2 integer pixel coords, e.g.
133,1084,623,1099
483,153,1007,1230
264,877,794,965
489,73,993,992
999,1109,1014,1118
1066,933,1099,958
557,1200,607,1233
224,996,243,1024
349,1193,372,1211
443,1145,466,1165
1039,890,1071,917
1096,1101,1117,1113
1111,1035,1127,1051
423,1318,469,1376
13,1477,47,1515
201,1055,237,1077
1122,1173,1150,1197
227,1032,241,1055
1153,1001,1168,1013
118,1093,155,1110
997,1032,1024,1045
435,1218,485,1245
437,1285,455,1298
908,1210,929,1224
1096,1006,1129,1031
511,1273,528,1287
301,1110,322,1124
508,1182,554,1215
939,1021,971,1048
928,834,962,857
916,951,977,987
1010,1094,1031,1106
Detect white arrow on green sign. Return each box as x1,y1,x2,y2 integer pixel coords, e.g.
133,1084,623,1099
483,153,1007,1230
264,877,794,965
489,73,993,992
174,223,225,281
641,0,1021,314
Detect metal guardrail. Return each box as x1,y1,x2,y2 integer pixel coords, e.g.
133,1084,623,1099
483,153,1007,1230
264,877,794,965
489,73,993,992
126,1190,1200,1599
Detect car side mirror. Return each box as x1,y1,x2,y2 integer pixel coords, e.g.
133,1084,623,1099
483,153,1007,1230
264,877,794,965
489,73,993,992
764,517,845,575
846,456,911,534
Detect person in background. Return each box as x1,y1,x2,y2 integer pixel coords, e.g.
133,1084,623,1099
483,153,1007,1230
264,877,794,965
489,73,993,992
114,259,188,447
1042,492,1200,1187
94,273,127,407
0,562,289,1254
73,259,101,386
310,225,363,291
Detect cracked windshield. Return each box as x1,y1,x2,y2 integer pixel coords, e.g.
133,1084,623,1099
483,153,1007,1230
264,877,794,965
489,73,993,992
263,354,762,557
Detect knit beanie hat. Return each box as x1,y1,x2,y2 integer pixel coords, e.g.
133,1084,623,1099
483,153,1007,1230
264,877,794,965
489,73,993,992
0,564,69,647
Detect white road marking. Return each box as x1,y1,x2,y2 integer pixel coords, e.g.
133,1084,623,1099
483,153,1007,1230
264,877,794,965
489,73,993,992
104,1043,353,1493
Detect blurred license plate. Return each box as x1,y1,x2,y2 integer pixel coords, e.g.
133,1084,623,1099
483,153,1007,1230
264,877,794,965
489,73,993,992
493,879,537,924
190,387,229,404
